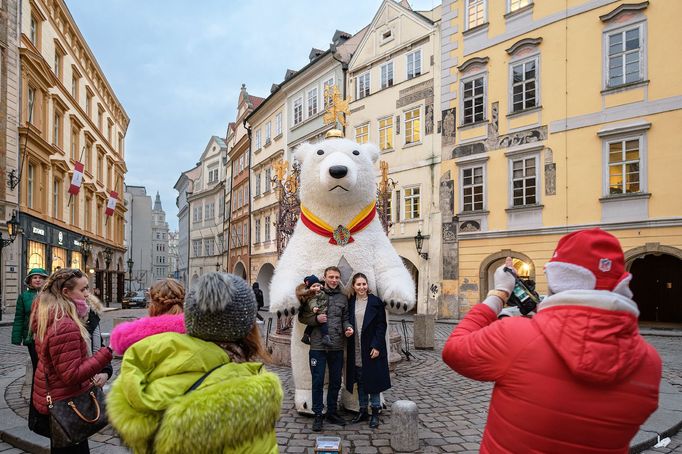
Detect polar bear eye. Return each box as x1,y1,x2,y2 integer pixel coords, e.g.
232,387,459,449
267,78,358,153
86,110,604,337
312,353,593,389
352,150,360,156
317,150,324,156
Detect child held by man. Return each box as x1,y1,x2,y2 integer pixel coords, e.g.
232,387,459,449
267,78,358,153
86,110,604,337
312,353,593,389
297,275,332,347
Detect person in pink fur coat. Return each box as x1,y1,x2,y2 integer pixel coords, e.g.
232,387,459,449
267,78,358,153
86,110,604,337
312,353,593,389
110,279,186,355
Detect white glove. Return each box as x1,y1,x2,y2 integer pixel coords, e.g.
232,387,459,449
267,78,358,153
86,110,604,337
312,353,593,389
494,264,515,295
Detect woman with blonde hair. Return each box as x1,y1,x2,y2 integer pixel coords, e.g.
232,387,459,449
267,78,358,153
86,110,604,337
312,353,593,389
110,278,186,355
30,268,113,453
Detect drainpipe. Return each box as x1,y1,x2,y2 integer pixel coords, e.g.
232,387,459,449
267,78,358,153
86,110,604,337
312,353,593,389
243,119,252,282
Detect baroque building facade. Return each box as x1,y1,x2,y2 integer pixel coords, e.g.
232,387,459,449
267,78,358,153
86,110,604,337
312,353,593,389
347,0,442,315
151,191,169,281
439,0,682,323
18,0,128,304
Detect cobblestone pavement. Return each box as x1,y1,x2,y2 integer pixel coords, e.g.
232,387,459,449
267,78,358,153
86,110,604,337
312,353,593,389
1,312,681,453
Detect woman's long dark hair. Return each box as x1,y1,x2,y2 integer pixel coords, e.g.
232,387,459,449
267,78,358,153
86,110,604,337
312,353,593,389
350,272,370,297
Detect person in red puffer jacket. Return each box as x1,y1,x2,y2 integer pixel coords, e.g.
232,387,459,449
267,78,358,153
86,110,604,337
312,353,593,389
442,228,661,454
30,268,113,454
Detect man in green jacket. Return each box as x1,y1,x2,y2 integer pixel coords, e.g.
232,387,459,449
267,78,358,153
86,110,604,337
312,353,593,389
11,268,48,369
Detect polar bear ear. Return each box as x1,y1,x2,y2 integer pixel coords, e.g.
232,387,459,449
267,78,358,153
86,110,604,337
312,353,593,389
294,142,314,164
359,142,380,164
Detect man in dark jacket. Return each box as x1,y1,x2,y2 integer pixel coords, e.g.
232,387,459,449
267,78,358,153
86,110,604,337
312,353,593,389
298,266,353,432
252,282,264,322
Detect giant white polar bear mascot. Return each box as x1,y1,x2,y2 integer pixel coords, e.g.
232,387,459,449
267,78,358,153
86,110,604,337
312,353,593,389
269,135,416,414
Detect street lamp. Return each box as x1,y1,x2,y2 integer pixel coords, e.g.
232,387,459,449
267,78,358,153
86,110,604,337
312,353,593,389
0,211,20,321
215,262,221,271
103,247,113,307
126,257,134,293
79,236,92,270
414,230,429,260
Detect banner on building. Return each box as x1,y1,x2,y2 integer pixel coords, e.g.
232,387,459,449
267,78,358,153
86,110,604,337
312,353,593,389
105,191,118,217
68,162,85,196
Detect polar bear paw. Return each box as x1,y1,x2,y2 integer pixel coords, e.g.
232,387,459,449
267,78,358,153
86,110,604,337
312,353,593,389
382,287,416,314
269,293,301,318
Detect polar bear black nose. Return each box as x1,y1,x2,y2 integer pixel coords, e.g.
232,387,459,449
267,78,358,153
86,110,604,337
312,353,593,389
329,166,348,179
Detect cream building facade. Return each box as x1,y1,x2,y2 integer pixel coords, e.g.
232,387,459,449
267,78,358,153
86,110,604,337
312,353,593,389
187,136,228,284
347,0,442,315
439,0,682,323
246,85,287,305
18,0,128,304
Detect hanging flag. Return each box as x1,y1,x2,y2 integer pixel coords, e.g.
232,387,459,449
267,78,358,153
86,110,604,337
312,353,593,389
68,162,85,196
105,191,118,217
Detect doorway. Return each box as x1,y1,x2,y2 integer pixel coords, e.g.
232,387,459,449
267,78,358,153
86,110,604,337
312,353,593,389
630,254,682,323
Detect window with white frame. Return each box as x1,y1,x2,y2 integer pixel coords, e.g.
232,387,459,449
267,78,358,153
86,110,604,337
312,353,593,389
406,50,421,80
379,116,393,151
606,24,644,88
607,137,641,195
356,72,370,99
381,62,394,89
208,167,218,183
255,218,261,243
192,239,201,257
508,0,531,13
255,129,262,149
510,57,538,113
511,156,538,206
255,173,261,196
264,215,271,242
462,75,486,124
323,77,335,108
275,112,282,135
466,0,486,30
265,122,271,143
355,124,369,144
404,108,421,144
293,97,303,125
386,193,393,223
265,168,272,192
403,187,421,220
307,88,318,118
462,166,484,212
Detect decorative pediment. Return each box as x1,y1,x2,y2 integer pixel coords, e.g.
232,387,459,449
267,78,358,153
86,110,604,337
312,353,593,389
69,113,85,129
457,57,489,73
51,94,69,112
505,37,543,55
50,157,70,173
600,1,649,22
19,46,57,91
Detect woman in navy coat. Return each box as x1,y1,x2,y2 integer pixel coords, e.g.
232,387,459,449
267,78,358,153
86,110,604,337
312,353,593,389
345,272,391,428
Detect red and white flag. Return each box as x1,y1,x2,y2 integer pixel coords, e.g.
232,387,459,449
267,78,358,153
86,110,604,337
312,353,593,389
68,162,84,196
105,191,118,217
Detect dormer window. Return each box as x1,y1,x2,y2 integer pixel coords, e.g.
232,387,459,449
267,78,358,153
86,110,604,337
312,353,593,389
383,31,392,40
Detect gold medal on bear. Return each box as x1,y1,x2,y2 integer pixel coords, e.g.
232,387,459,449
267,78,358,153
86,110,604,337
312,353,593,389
333,225,352,246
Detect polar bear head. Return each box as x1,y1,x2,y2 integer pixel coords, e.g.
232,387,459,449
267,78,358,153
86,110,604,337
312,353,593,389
294,138,379,208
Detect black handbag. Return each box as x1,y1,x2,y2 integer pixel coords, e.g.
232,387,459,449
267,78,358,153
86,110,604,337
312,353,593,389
45,373,108,448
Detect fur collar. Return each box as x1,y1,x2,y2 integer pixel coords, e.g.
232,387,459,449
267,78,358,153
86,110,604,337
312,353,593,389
110,313,186,355
538,289,639,316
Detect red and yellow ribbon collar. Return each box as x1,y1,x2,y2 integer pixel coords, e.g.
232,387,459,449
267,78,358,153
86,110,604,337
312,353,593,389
300,201,376,246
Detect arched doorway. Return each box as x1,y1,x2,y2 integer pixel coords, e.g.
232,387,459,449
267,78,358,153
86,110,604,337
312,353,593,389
400,257,419,312
256,263,275,308
479,250,536,301
233,261,247,280
629,254,682,323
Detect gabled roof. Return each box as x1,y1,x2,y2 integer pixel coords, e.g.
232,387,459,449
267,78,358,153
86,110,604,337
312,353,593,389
348,0,436,70
249,95,264,110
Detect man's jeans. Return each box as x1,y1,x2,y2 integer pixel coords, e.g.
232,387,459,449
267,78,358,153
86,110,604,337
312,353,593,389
354,366,381,409
309,349,344,416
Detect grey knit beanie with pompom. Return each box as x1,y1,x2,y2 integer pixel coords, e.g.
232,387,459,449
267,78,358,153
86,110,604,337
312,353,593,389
184,272,257,342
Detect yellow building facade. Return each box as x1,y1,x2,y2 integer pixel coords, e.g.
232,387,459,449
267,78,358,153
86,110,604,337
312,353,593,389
18,0,129,303
440,0,682,323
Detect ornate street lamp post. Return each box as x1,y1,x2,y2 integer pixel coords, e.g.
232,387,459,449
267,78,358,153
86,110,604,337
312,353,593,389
126,257,134,293
103,247,113,307
79,236,92,270
0,211,20,321
215,262,220,271
414,230,429,260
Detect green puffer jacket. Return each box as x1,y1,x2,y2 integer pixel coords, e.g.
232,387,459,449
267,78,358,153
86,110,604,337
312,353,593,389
11,289,39,345
107,332,283,454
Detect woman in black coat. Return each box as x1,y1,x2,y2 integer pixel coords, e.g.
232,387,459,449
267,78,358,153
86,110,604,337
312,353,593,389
345,273,391,428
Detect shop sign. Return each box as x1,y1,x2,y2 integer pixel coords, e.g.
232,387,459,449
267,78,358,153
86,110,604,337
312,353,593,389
32,226,46,237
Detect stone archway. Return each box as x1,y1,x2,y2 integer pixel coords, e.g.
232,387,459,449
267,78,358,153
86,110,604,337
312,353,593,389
233,261,247,280
256,263,275,308
625,243,682,324
479,249,536,301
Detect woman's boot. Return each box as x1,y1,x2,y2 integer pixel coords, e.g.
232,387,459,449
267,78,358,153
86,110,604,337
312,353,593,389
351,407,369,423
369,407,381,429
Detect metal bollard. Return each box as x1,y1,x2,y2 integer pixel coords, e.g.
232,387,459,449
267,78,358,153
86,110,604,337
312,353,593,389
390,400,419,452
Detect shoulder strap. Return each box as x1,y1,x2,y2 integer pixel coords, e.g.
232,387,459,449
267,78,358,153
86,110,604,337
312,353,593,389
184,364,224,395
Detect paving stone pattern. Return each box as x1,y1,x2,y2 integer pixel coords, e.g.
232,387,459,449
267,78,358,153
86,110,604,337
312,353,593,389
2,315,681,453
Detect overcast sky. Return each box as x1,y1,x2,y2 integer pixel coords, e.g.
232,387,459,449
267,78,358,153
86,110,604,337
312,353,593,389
64,0,439,230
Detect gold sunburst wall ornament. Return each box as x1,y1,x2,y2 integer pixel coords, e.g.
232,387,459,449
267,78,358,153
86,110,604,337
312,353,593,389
323,85,350,139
